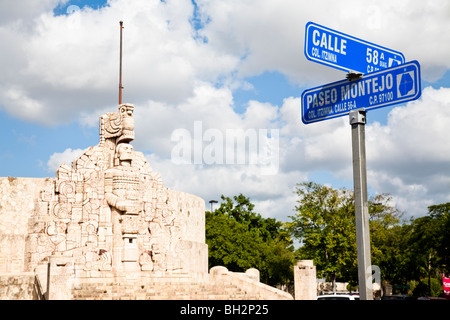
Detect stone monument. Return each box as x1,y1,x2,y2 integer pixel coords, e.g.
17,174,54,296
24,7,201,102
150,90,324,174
0,103,294,300
33,103,207,280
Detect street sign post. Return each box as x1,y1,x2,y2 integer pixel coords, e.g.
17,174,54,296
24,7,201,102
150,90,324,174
305,21,405,74
301,60,421,124
349,109,372,300
302,22,422,300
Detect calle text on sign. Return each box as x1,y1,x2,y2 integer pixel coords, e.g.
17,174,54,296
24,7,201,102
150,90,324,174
305,22,406,74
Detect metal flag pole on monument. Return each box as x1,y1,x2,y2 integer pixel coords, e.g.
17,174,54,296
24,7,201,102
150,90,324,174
119,21,124,105
302,22,422,300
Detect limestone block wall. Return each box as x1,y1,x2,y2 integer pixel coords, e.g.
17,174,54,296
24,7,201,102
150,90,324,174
0,177,50,274
0,176,208,280
166,189,205,244
0,273,37,300
166,189,208,279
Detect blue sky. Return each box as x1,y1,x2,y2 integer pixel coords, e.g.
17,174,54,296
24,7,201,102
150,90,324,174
2,0,450,221
53,0,109,15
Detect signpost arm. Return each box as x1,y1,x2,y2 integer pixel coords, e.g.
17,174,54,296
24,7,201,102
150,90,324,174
349,109,373,300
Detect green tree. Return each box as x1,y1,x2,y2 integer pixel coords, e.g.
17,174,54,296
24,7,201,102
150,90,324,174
206,194,295,286
370,222,413,286
288,182,404,289
427,203,450,275
368,194,408,285
288,181,450,296
407,203,450,295
368,201,450,296
411,278,443,298
287,182,357,287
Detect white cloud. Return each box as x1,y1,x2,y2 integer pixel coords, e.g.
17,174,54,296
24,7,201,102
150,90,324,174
0,0,239,125
47,148,85,172
197,0,450,84
0,0,61,25
132,82,240,156
364,87,450,217
46,85,450,222
145,152,306,222
369,87,450,165
4,0,450,126
2,0,449,222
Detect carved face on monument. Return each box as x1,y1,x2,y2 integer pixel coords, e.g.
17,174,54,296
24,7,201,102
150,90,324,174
117,143,133,163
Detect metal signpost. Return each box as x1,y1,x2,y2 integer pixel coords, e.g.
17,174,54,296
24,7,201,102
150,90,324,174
305,22,405,74
302,23,422,300
349,108,372,300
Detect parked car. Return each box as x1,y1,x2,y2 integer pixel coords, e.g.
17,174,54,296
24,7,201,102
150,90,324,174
417,296,449,300
381,295,409,300
317,294,360,300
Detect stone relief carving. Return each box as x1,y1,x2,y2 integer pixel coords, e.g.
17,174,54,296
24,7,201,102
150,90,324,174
27,103,203,276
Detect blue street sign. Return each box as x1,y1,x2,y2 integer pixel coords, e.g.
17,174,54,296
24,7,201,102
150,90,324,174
305,22,406,74
301,60,421,124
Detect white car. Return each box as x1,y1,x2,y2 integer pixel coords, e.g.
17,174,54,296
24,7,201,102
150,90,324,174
317,294,360,300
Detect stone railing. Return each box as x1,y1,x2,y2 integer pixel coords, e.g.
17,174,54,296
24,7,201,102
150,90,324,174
209,266,293,300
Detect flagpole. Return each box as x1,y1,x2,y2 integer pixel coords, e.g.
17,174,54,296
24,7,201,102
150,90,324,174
119,21,124,105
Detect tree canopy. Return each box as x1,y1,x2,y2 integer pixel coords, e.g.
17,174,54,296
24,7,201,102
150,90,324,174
287,181,450,297
205,184,450,297
205,194,295,286
287,182,359,284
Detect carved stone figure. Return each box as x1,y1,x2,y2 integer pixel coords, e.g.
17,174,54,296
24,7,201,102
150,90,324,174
26,103,207,280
